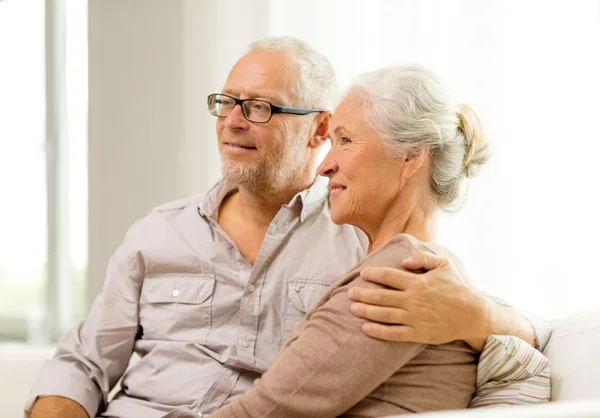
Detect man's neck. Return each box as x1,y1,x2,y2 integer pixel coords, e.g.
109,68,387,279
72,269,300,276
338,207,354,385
224,177,317,228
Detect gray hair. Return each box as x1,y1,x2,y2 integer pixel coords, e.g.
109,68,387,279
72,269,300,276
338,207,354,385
347,64,491,211
249,36,337,110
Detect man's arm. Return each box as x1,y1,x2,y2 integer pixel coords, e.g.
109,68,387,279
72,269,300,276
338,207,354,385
26,234,144,418
349,252,550,352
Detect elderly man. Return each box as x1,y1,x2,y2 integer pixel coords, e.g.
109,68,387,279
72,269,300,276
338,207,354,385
27,37,548,418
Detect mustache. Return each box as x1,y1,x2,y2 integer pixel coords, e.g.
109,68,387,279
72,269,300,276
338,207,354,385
219,133,259,146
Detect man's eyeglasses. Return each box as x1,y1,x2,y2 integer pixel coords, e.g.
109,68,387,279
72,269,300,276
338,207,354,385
207,93,323,123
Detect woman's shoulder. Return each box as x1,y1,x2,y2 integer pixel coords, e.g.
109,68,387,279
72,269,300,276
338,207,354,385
422,242,472,287
362,235,470,285
381,233,426,251
363,234,430,269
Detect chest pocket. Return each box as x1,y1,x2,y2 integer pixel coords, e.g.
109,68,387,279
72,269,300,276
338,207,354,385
281,278,331,346
140,274,216,343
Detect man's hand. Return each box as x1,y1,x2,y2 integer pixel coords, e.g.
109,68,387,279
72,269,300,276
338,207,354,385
30,396,89,418
348,251,535,352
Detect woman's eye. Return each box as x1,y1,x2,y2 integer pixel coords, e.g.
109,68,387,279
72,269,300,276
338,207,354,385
341,137,352,144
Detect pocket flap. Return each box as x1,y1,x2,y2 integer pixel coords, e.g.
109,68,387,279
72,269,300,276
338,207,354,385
143,275,216,305
288,279,331,313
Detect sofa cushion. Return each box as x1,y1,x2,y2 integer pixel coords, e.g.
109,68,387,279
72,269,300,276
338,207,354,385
415,399,600,417
469,335,551,408
543,309,600,401
0,343,55,418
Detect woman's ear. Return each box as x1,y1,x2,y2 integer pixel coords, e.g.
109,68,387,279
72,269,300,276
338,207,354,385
308,111,332,149
402,147,430,180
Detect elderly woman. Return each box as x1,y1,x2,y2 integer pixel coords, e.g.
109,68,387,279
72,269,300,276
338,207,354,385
208,65,490,417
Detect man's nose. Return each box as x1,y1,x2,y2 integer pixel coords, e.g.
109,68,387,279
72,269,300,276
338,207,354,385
223,104,250,130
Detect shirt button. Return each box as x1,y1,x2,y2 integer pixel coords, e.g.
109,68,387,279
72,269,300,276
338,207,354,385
248,284,256,292
225,369,234,377
241,340,249,348
172,289,180,297
294,284,303,292
197,413,203,417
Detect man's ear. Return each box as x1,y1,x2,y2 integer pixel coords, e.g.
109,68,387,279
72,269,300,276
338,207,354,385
402,147,430,180
308,111,331,149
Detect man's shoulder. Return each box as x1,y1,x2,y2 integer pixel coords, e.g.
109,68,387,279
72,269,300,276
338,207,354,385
150,194,204,214
126,194,204,234
121,194,206,247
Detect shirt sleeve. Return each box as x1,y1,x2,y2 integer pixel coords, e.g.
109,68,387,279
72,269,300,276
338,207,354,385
484,293,552,351
519,310,552,351
209,241,426,418
24,230,145,418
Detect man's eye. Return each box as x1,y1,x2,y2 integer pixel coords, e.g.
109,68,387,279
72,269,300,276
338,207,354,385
341,137,352,144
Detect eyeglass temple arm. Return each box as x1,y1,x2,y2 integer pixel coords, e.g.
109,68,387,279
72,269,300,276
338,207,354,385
271,104,324,115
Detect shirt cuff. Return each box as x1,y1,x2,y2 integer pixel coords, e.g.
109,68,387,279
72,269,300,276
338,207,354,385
484,293,551,352
25,360,103,418
521,310,552,352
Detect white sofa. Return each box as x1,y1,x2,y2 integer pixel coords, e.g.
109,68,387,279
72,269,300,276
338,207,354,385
0,343,56,418
417,308,600,417
3,309,600,418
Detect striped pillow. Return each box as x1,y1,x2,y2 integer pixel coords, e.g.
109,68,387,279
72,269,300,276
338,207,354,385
469,334,551,408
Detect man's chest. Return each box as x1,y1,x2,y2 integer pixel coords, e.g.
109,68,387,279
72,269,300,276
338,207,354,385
216,219,267,266
135,208,366,367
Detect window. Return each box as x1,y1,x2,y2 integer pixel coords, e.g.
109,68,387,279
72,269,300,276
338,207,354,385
0,0,87,342
0,0,47,340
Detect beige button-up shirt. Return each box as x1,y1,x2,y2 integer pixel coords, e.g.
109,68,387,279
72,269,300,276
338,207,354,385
26,178,368,418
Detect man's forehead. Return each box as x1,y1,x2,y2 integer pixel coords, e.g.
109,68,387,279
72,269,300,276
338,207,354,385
221,87,286,102
223,51,297,103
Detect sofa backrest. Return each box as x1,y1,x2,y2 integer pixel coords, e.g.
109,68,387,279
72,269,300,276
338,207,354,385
543,308,600,401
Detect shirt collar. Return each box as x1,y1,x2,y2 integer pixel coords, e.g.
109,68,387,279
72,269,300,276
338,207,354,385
198,176,330,223
296,176,330,222
197,179,238,220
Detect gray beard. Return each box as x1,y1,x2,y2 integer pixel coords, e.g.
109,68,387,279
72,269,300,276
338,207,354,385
221,121,312,194
221,144,305,194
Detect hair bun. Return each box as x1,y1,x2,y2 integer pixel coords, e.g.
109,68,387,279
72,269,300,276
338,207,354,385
458,103,491,178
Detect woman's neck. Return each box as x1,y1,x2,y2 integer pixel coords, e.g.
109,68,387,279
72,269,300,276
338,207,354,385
362,189,437,254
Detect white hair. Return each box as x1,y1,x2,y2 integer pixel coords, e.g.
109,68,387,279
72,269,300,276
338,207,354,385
347,64,491,211
249,36,337,110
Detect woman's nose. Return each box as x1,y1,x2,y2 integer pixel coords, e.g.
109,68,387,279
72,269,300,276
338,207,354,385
317,152,339,177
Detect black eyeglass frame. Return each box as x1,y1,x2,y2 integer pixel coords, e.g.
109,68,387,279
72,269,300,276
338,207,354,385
207,93,324,123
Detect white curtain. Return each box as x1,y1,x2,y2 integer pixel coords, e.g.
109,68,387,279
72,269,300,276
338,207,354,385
269,0,600,319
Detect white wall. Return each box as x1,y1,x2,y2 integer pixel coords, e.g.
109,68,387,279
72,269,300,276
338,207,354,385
87,1,600,318
268,0,600,319
87,0,269,303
